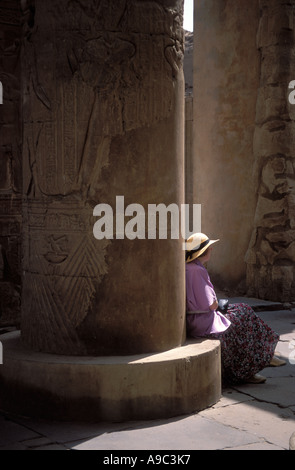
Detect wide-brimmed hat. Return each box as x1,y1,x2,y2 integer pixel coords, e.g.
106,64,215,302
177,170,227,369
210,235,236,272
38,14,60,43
185,233,219,263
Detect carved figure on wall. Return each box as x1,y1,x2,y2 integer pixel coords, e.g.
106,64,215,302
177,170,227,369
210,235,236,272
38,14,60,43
245,0,295,301
21,0,185,354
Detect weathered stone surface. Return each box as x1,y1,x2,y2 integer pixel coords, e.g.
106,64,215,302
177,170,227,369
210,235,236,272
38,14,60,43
193,0,260,290
184,30,193,95
246,0,295,301
184,31,194,211
21,0,185,355
0,1,22,326
185,95,194,210
0,332,221,422
253,123,294,161
255,85,290,125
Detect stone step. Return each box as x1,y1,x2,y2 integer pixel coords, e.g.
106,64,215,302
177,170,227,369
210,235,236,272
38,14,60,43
0,331,221,422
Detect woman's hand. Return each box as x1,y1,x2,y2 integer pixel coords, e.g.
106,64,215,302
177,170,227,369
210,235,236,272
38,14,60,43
209,299,218,311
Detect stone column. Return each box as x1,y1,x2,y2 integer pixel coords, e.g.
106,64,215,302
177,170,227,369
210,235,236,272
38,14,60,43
184,31,194,222
193,0,260,290
185,95,194,208
0,1,22,326
20,0,185,355
245,0,295,301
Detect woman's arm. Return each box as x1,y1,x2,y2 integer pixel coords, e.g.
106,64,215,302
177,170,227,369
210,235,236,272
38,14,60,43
188,265,218,312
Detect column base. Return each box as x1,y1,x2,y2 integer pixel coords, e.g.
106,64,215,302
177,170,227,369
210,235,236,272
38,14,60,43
0,331,221,422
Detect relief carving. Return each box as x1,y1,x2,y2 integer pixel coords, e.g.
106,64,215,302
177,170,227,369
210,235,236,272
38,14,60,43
21,0,183,200
0,1,22,326
245,0,295,301
21,0,185,354
21,200,110,353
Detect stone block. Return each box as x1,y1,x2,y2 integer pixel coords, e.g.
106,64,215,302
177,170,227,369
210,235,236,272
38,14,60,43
0,332,221,422
255,86,289,125
253,122,294,159
259,46,295,84
257,4,295,48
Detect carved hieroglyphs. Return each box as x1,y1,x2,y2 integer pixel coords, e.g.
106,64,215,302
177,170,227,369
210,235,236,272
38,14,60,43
245,0,295,301
0,1,22,325
2,0,295,339
21,0,185,355
193,0,295,301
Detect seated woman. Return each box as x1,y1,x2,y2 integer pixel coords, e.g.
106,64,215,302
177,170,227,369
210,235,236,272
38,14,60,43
185,232,285,385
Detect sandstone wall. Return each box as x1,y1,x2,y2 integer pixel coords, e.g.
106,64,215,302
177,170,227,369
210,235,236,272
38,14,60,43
193,0,260,293
245,0,295,301
0,1,22,326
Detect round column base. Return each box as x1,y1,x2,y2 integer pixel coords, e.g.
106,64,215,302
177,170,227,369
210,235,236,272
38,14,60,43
0,331,221,422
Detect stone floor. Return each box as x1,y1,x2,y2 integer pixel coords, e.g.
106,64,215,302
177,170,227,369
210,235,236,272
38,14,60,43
0,298,294,451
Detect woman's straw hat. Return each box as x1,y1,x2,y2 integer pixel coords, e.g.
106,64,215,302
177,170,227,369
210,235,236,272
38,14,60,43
185,233,219,263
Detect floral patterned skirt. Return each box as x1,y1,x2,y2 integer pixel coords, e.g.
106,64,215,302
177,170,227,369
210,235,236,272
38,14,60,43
211,303,279,385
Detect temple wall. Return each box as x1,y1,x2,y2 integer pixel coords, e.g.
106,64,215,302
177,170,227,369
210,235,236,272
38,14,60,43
193,0,295,301
193,0,261,293
0,1,22,326
1,0,295,340
246,0,295,301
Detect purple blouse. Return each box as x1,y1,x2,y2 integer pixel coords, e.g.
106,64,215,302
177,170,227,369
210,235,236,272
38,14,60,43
186,259,231,337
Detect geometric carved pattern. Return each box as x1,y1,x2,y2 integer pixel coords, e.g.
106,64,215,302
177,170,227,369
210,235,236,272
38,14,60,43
21,199,110,353
21,0,185,354
22,233,109,354
55,236,109,328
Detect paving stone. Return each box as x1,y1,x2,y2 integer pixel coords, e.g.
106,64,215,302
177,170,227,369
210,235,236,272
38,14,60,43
214,388,255,408
0,415,40,447
68,415,261,451
233,377,295,408
21,437,54,448
0,442,28,450
33,444,69,450
0,304,294,451
199,400,295,450
8,418,111,445
225,442,285,450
